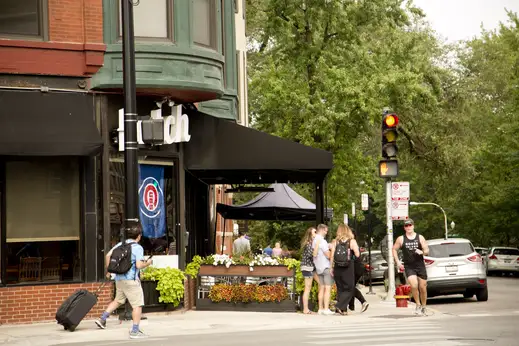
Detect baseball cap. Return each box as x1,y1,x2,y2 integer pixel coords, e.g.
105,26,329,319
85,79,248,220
404,219,414,226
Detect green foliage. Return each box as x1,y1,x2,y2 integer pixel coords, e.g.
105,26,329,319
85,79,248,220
246,1,519,248
140,267,185,306
184,255,203,278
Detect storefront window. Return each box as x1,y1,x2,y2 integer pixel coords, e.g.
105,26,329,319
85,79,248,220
192,0,217,49
118,0,173,40
109,160,177,256
0,0,47,39
4,158,81,284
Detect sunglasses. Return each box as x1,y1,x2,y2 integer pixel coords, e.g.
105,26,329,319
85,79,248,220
404,224,413,227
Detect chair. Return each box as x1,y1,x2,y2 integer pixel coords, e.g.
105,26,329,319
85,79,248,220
19,257,42,282
41,257,61,281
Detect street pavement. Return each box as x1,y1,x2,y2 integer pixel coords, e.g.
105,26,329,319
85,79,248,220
0,276,517,346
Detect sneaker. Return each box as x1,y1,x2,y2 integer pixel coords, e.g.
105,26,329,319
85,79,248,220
414,305,423,316
421,306,428,316
361,302,369,313
322,309,335,316
94,318,106,329
129,329,148,339
317,309,324,315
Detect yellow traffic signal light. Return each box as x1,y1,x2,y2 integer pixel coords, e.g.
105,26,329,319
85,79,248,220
378,160,399,178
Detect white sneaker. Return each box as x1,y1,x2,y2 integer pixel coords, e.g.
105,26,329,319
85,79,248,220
322,309,335,315
317,310,325,315
414,305,423,316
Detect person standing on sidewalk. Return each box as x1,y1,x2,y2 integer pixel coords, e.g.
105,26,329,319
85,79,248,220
392,218,429,316
300,227,319,314
330,224,359,315
312,224,335,315
95,222,152,338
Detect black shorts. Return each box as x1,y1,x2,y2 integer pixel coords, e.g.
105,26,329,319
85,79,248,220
405,265,427,280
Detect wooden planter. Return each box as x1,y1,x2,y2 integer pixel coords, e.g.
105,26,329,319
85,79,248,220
196,298,296,312
199,264,294,277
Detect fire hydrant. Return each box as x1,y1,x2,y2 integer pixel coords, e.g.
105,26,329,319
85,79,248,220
395,285,409,308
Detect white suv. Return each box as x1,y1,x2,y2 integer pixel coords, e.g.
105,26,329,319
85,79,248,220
424,238,488,301
486,247,519,276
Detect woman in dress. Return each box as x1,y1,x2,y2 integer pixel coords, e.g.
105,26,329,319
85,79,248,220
300,227,319,314
330,224,360,315
272,242,283,257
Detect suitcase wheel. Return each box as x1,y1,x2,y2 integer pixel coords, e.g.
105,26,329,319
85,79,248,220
68,325,77,332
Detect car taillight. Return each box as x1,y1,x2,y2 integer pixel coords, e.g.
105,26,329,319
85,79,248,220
467,254,482,262
364,264,373,271
489,255,497,260
424,258,435,266
517,257,519,263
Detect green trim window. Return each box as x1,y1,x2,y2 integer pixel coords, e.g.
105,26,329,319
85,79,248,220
192,0,217,49
0,0,48,40
118,0,174,41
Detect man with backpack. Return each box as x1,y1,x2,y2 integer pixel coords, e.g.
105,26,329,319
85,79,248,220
95,222,152,339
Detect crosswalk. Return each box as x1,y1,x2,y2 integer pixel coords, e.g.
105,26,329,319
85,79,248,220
302,320,473,346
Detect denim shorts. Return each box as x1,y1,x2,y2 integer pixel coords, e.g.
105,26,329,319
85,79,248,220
302,270,314,278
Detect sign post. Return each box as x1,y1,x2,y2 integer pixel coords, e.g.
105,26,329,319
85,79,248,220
361,194,375,295
385,180,395,302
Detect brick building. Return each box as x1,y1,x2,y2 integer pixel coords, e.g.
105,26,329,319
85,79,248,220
0,0,332,325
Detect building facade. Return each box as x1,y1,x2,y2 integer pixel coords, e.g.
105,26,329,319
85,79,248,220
0,0,331,325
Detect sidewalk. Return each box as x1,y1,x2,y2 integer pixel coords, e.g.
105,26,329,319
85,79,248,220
0,285,443,346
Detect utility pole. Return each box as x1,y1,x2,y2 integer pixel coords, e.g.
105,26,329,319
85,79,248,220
120,0,139,321
385,180,396,302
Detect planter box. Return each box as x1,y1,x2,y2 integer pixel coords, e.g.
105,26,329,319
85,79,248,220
196,298,296,312
199,264,294,277
140,280,182,313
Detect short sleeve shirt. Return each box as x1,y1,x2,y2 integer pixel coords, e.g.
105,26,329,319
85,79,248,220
312,234,331,274
109,240,144,281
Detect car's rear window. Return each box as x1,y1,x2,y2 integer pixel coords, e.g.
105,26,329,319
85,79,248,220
428,242,474,258
361,253,384,262
493,248,519,256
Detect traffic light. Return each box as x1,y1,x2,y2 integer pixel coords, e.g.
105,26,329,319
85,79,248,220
378,159,399,178
381,113,399,158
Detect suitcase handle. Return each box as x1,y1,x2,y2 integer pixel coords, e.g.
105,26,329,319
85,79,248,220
93,280,109,296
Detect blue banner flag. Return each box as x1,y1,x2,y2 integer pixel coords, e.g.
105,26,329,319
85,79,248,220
138,165,166,239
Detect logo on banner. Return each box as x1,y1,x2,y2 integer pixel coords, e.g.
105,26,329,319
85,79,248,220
139,177,163,218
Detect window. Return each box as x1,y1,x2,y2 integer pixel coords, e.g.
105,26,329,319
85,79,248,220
493,248,519,256
4,158,81,284
0,0,47,39
119,0,173,40
428,243,475,258
192,0,217,48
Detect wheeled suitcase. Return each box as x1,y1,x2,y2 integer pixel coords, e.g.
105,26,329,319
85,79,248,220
56,282,107,332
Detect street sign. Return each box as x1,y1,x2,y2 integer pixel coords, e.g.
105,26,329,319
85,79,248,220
391,181,410,201
343,213,348,225
361,193,369,210
391,200,409,220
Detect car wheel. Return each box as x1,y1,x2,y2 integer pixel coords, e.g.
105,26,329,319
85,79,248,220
476,287,488,302
463,290,474,299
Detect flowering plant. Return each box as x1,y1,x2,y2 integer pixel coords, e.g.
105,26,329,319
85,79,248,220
208,284,288,303
248,254,280,271
211,254,235,268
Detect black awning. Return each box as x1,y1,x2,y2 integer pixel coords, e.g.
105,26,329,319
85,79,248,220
0,90,102,156
184,111,333,184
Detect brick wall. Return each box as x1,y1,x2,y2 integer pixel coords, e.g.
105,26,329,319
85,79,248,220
49,0,103,43
0,0,105,76
0,282,113,325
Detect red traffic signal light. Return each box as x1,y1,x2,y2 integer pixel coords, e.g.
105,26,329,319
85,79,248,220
384,114,399,127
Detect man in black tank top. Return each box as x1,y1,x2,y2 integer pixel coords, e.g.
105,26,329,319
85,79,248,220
392,219,430,316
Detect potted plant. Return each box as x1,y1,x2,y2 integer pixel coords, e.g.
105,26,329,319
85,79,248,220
140,267,185,311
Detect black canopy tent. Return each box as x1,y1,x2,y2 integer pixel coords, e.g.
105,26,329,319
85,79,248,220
215,183,333,253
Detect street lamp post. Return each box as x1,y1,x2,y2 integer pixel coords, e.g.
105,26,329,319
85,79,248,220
409,202,449,239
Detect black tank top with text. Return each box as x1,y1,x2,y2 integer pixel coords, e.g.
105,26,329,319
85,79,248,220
402,233,424,267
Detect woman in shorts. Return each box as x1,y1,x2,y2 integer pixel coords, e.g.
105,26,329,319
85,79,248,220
300,227,319,314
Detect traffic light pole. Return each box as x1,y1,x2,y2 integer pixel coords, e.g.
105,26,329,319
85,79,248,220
385,179,396,302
